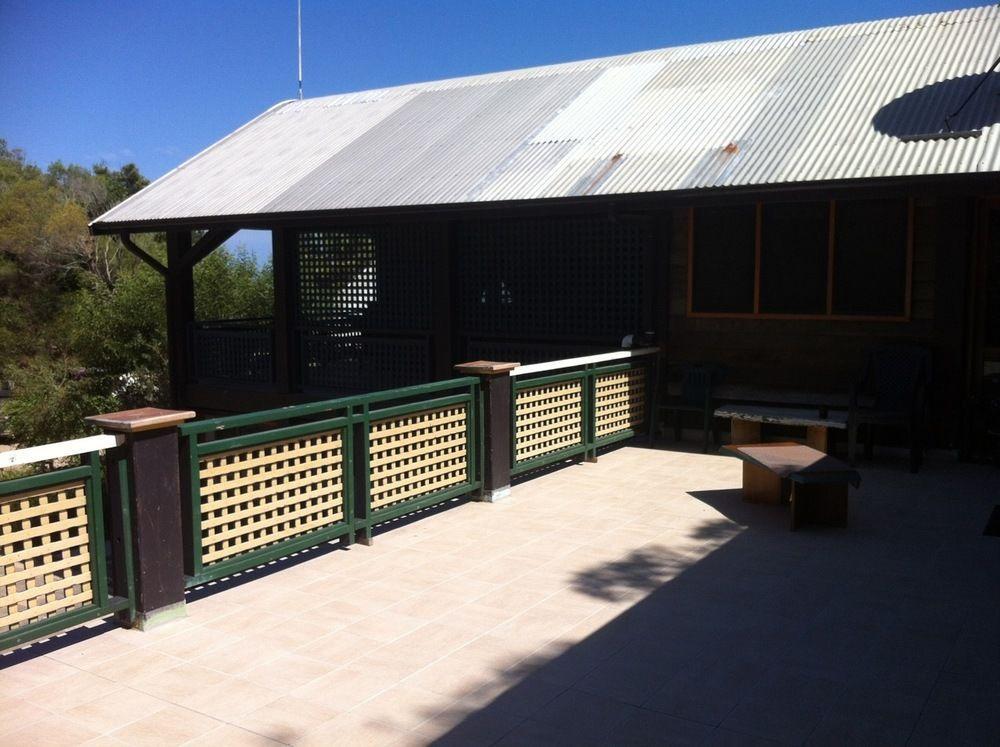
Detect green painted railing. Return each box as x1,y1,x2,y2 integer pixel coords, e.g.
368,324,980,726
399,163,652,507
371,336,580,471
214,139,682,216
0,446,133,651
510,348,657,476
178,377,482,586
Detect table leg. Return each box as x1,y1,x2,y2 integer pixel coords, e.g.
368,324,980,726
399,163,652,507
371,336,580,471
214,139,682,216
742,461,782,504
805,425,828,453
731,419,761,445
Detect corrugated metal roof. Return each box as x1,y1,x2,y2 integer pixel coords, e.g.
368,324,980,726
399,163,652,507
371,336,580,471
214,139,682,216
93,5,1000,228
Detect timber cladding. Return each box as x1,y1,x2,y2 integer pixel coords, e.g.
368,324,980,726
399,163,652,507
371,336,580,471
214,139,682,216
667,196,972,443
514,379,584,463
198,430,345,566
1,481,94,633
368,404,469,511
594,368,647,439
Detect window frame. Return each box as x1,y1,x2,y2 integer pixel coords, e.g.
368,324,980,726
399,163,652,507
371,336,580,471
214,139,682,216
686,198,913,321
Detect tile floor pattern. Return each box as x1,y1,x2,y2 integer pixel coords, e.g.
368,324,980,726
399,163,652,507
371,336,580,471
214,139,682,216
1,445,998,746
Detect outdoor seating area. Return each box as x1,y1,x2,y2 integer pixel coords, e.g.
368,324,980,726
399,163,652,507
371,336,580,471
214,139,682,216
1,444,996,745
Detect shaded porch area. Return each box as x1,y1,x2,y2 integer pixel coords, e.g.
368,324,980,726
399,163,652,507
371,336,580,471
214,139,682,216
2,444,997,745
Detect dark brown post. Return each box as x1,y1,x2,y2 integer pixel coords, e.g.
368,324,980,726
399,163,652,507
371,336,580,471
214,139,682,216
87,407,196,630
272,227,296,393
165,231,194,407
454,360,519,502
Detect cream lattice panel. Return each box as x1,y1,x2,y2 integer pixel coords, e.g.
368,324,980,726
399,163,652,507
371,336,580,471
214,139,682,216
199,430,345,565
1,480,93,633
369,405,469,510
515,379,583,462
594,368,646,438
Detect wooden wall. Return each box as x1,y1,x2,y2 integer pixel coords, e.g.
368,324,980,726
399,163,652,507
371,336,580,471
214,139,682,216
663,195,976,446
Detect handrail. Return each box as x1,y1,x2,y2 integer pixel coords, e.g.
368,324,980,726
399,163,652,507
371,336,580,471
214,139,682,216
511,347,660,378
0,434,123,469
179,376,481,436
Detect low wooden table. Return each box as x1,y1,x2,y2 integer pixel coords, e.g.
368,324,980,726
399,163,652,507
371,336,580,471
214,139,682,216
722,442,861,530
715,404,848,453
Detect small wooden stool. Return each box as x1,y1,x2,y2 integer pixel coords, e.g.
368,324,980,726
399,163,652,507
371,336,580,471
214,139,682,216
722,442,860,530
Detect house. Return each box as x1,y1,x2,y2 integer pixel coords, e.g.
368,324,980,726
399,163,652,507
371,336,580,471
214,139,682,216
89,5,1000,449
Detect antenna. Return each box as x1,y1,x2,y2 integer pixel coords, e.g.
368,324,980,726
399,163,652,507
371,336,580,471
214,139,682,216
297,0,303,100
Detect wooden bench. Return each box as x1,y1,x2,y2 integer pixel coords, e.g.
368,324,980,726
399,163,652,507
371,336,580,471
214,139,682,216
722,442,861,530
715,404,848,453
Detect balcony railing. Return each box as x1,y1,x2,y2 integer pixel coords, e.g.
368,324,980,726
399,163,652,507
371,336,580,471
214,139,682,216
190,318,273,385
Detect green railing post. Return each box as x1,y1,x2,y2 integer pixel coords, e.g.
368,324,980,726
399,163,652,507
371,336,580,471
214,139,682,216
87,407,196,630
454,360,519,502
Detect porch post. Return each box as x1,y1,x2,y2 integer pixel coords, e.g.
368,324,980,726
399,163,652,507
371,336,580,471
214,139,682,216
87,407,196,630
454,360,519,502
271,228,296,392
165,231,194,407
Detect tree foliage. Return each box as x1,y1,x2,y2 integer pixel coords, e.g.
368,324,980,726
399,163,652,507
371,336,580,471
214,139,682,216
0,139,273,445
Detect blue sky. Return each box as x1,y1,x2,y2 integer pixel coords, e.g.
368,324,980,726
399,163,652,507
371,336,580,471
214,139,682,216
0,0,973,258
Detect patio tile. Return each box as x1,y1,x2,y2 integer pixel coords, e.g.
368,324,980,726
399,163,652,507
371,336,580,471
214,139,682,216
614,708,716,746
108,704,221,745
3,713,102,746
64,687,169,734
23,670,121,713
235,694,342,742
183,723,285,746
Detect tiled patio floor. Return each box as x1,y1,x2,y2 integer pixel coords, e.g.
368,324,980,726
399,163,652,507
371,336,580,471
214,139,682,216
2,445,998,746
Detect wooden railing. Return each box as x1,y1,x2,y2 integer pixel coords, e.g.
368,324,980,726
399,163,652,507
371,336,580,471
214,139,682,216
0,434,133,650
510,347,658,475
177,377,481,585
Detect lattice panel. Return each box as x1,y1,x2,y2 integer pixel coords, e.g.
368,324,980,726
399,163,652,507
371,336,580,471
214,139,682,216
514,379,584,463
295,227,435,331
299,332,430,393
199,430,345,565
192,327,273,383
369,405,469,511
594,368,647,438
457,216,646,342
1,481,93,634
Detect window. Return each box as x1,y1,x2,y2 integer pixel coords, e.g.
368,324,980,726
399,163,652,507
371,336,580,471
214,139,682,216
833,199,909,317
689,205,756,314
688,199,911,320
759,202,829,315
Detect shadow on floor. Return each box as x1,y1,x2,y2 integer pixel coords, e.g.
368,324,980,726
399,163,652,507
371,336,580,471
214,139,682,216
422,473,1000,746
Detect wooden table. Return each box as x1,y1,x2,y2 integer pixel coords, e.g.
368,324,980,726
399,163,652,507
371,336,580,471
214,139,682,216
715,404,848,453
722,442,861,530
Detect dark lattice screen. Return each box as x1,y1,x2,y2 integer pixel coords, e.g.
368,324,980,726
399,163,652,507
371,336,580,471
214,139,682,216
456,216,647,363
294,226,435,392
299,332,430,392
191,323,273,384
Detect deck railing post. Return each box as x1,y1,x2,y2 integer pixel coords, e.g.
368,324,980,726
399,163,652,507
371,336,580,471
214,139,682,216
87,407,196,630
454,360,519,502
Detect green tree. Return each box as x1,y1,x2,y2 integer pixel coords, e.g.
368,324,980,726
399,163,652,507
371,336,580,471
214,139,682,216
1,142,273,446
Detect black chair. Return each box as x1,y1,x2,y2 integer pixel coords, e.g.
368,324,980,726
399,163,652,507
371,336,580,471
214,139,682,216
848,345,931,472
658,363,724,453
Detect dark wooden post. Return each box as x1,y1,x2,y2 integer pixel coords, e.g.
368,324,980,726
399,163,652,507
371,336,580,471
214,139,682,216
87,407,196,630
165,231,194,407
454,360,519,502
272,228,297,393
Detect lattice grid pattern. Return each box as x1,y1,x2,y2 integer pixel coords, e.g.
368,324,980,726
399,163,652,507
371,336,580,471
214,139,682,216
192,327,273,383
1,481,93,634
295,227,435,330
299,332,430,393
457,216,646,345
369,405,469,511
199,430,345,565
515,379,584,463
594,368,647,438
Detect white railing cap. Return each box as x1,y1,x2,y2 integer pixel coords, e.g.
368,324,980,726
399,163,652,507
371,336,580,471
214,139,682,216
511,346,660,377
0,433,124,470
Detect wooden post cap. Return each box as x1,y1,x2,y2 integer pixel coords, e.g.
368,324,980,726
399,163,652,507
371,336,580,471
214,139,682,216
453,360,520,376
86,407,196,433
